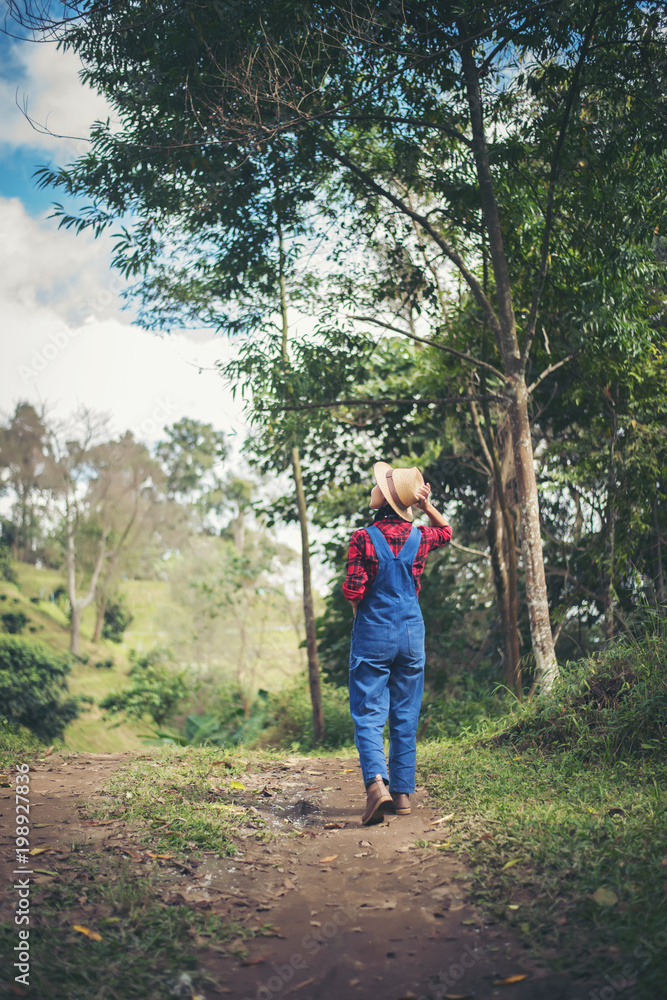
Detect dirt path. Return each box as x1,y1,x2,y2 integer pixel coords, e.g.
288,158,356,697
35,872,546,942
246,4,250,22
1,751,584,999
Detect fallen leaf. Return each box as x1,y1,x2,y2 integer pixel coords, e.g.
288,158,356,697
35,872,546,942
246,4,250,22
443,994,473,999
354,852,368,857
430,813,455,825
592,887,618,907
33,869,59,877
507,904,520,910
285,978,314,994
240,953,270,967
461,919,476,926
359,840,372,847
324,822,346,830
230,781,245,790
28,846,51,856
520,922,530,933
501,858,524,871
480,833,495,841
73,924,102,942
304,786,320,791
493,974,528,985
146,852,174,860
320,855,338,864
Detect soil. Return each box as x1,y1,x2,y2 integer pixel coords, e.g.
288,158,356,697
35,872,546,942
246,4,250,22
0,751,589,1000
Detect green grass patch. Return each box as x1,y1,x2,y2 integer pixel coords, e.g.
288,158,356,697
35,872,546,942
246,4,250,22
81,745,289,856
1,850,263,999
417,633,667,998
0,721,49,770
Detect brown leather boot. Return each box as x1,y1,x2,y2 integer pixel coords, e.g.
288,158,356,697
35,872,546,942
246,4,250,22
361,775,392,826
386,793,411,815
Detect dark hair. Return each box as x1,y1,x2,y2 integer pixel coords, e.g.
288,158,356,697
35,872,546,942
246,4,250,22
373,503,400,522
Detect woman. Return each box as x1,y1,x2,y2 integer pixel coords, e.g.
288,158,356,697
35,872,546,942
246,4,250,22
344,461,451,825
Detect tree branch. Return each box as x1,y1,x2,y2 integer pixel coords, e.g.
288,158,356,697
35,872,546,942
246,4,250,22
520,0,602,368
277,394,502,412
350,314,505,381
527,352,578,394
329,147,505,346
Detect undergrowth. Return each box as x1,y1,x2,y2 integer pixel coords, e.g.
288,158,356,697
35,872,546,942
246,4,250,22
417,631,667,999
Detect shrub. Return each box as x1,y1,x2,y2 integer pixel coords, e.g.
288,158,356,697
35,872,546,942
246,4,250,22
261,674,355,750
94,657,115,670
481,632,667,762
0,636,83,740
102,595,134,643
1,611,28,635
100,647,187,728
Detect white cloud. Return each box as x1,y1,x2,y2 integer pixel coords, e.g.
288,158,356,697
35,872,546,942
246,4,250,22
0,39,112,159
0,197,248,447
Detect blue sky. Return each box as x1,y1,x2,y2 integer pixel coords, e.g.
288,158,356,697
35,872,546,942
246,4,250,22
0,26,318,586
0,28,249,445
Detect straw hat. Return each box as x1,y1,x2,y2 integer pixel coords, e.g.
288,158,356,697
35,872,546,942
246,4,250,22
373,462,424,522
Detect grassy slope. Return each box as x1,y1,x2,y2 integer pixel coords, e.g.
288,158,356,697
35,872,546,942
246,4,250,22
1,562,307,754
416,631,667,998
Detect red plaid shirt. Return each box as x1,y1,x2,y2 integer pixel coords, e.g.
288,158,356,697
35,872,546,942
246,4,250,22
343,514,451,603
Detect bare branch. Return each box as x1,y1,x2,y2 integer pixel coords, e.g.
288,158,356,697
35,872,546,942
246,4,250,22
350,313,505,380
527,352,578,394
277,394,502,412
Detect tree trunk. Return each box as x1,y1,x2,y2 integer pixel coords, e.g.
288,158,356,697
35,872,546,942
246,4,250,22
487,492,521,693
506,376,558,689
291,445,325,742
653,493,665,607
602,405,618,644
70,603,82,655
278,220,325,742
459,33,558,692
92,594,106,644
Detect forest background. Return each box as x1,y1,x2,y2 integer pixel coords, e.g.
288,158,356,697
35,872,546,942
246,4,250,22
1,0,666,754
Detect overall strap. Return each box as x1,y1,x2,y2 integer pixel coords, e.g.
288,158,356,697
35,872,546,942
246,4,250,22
397,525,422,565
365,524,395,561
366,523,421,564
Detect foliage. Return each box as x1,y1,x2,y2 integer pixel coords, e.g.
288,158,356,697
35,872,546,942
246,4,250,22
101,593,134,643
261,673,355,751
1,610,28,634
99,647,188,729
0,636,83,740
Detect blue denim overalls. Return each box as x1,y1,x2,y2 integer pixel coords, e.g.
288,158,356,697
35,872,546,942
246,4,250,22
349,524,426,793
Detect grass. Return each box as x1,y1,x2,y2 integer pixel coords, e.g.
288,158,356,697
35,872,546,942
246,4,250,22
0,849,265,999
80,745,290,856
416,631,667,998
1,744,289,998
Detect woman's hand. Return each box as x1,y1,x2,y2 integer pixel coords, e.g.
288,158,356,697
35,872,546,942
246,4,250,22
414,482,432,511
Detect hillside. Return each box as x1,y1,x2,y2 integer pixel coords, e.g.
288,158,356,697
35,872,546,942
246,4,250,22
0,561,308,752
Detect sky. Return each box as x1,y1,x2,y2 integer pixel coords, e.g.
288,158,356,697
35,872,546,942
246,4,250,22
0,25,328,587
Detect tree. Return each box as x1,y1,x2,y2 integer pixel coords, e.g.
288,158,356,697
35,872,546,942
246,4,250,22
0,402,48,562
155,418,228,533
16,0,667,691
